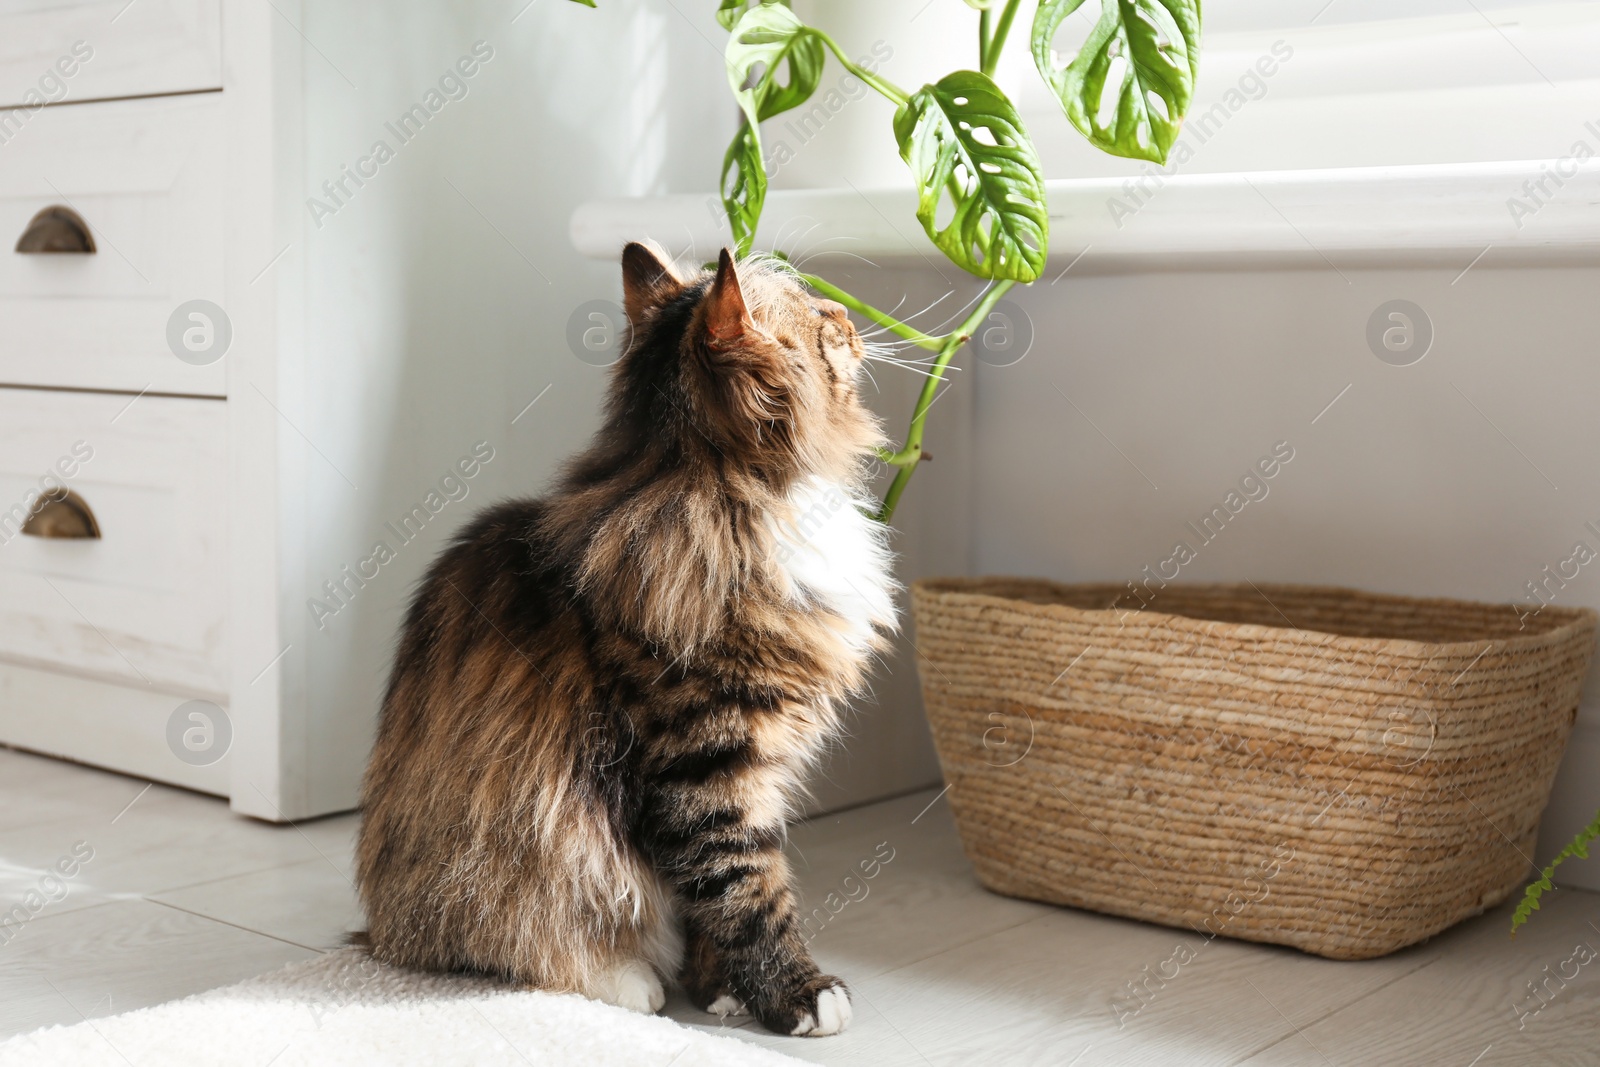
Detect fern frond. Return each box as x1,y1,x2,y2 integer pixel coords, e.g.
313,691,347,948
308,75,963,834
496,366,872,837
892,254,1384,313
1511,806,1600,935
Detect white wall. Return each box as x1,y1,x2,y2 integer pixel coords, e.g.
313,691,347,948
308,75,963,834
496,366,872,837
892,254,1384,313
289,0,733,813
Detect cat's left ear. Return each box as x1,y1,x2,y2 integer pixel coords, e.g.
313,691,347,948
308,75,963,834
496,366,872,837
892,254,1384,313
621,241,685,324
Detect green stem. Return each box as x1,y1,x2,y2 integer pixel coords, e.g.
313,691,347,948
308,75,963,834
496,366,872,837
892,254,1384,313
800,273,945,352
812,29,910,105
981,0,1024,77
979,7,993,67
875,279,1015,523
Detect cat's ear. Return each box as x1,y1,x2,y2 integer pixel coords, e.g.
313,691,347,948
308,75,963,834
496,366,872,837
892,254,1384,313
703,248,754,349
621,241,685,323
696,249,788,434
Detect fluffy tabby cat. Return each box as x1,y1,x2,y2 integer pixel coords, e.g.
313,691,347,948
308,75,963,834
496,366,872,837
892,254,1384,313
356,244,896,1037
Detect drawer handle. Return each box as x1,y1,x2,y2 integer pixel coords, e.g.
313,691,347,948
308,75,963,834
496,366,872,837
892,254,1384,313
15,206,96,254
21,489,101,539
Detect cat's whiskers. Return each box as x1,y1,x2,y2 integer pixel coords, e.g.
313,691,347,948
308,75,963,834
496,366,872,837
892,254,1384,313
857,350,940,371
862,354,959,381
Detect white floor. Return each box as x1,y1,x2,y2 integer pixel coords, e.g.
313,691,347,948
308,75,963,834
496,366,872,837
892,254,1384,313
0,745,1596,1066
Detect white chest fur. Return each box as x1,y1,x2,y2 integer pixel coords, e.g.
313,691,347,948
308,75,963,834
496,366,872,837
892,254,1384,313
768,477,898,651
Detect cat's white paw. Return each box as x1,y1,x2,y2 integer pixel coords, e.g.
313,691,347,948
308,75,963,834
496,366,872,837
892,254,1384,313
706,993,748,1017
593,959,665,1015
791,984,852,1036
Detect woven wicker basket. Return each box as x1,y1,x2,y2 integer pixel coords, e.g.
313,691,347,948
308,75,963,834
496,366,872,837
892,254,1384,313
909,578,1596,960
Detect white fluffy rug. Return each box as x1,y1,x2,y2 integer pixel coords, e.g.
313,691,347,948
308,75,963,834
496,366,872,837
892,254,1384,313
0,949,806,1066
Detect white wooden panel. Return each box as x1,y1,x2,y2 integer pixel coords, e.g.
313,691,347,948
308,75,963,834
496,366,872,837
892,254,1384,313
0,660,227,795
220,0,299,820
0,387,227,696
0,93,226,395
0,0,220,109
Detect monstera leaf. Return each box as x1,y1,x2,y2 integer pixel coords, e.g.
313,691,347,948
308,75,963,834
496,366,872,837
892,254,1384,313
719,5,825,254
893,71,1048,282
1032,0,1201,164
725,3,824,122
716,0,791,32
720,120,767,257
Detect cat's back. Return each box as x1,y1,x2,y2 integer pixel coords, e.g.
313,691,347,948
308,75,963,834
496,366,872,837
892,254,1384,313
376,495,572,730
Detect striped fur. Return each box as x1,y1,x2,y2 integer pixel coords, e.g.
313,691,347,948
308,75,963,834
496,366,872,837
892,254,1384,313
356,244,895,1036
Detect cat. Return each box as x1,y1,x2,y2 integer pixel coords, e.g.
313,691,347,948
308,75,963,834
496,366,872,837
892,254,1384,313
355,243,897,1037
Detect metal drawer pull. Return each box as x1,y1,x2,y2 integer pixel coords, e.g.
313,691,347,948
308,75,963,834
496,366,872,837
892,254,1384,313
15,206,96,254
22,489,101,539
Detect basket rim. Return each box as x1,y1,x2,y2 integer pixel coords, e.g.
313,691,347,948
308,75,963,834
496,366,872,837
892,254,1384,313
910,576,1599,655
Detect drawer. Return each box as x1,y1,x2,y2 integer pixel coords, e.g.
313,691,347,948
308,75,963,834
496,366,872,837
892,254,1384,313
0,0,220,109
0,92,226,395
0,386,227,697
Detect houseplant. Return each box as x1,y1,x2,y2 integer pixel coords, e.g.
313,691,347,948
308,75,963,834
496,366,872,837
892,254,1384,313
568,0,1204,522
1513,809,1600,933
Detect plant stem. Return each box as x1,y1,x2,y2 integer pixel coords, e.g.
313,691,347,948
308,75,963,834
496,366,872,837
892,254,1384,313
875,279,1015,523
812,30,910,105
800,273,945,351
981,0,1024,77
979,7,993,67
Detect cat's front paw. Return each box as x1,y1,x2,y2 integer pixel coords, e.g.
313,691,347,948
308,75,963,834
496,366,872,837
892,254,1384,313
591,958,665,1015
764,976,852,1037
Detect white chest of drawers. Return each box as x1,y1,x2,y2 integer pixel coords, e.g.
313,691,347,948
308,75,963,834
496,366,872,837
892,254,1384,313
0,1,393,821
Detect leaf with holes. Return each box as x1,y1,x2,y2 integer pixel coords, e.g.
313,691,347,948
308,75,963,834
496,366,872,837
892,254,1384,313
1032,0,1201,164
725,3,825,124
717,0,792,32
720,120,767,257
893,71,1048,282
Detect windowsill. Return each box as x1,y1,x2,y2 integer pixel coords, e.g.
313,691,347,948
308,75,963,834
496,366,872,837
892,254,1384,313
570,158,1600,272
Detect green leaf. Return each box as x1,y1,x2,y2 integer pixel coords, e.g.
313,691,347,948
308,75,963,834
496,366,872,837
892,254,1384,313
716,0,791,32
1032,0,1202,164
893,71,1048,282
725,3,825,123
719,120,767,257
567,0,597,6
719,4,824,254
1511,806,1600,934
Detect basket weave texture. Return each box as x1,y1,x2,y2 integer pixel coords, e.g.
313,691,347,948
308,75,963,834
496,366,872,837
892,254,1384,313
909,578,1597,960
